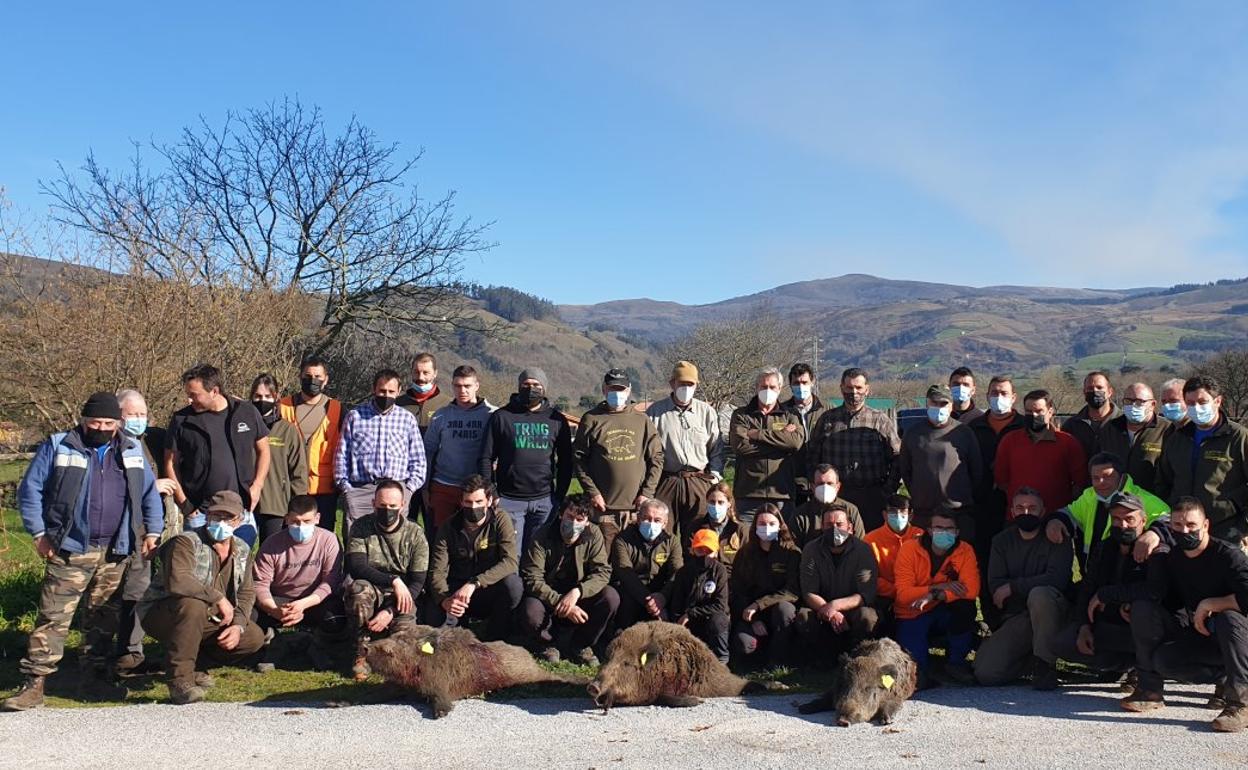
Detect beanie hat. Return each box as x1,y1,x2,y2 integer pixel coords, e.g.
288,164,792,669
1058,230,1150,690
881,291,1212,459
82,392,122,420
518,368,549,390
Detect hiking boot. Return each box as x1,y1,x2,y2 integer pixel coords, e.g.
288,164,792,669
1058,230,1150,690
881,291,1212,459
539,646,562,664
114,652,145,674
193,671,215,689
0,676,45,711
352,656,371,682
1212,704,1248,733
573,647,600,668
943,662,976,686
1120,689,1165,712
1207,681,1227,710
168,681,206,705
1031,659,1060,691
1119,669,1137,693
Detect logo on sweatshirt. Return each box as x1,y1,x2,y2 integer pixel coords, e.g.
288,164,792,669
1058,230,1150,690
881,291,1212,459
513,421,552,450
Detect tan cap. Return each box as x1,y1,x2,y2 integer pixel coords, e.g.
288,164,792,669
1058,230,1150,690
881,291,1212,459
671,360,700,384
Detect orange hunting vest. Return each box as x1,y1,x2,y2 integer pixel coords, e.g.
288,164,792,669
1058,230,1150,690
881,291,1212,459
279,395,343,495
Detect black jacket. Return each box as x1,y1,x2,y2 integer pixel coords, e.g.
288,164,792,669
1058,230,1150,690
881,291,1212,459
667,556,729,623
167,397,265,508
478,395,574,502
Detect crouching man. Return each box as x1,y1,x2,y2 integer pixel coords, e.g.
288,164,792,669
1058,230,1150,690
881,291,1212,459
140,491,264,704
519,494,619,667
426,475,523,641
345,479,428,681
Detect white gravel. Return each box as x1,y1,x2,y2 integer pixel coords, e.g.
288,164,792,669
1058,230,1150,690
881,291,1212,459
0,682,1241,768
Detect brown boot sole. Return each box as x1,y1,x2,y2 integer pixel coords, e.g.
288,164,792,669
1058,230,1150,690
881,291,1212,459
1120,699,1165,713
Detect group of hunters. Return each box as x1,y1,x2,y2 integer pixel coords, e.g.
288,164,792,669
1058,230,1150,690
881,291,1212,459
4,353,1248,732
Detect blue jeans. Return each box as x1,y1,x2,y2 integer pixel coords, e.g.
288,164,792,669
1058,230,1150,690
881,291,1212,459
498,496,555,557
896,600,976,671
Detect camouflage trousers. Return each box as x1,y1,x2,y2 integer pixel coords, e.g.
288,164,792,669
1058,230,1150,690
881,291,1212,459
346,581,415,653
21,547,127,677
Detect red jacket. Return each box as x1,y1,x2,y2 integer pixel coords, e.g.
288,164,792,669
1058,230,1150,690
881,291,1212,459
994,427,1088,515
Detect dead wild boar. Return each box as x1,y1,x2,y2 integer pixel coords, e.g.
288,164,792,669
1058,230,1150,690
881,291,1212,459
798,637,917,726
366,625,587,718
588,621,783,711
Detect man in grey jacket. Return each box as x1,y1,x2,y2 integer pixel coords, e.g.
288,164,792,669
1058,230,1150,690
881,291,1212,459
898,384,984,536
423,365,496,530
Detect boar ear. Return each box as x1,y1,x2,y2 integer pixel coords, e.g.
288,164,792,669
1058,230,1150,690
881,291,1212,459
879,664,899,690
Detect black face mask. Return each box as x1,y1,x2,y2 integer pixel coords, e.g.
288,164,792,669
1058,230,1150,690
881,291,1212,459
1174,530,1203,551
81,427,114,448
463,506,488,525
252,399,276,417
373,394,396,413
1015,514,1042,533
518,386,544,406
1028,414,1048,433
1114,527,1140,545
375,506,403,529
1085,391,1108,409
300,375,324,397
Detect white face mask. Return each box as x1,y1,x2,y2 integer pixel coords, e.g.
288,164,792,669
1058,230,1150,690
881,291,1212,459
757,388,779,407
674,385,696,404
989,395,1014,415
814,484,838,504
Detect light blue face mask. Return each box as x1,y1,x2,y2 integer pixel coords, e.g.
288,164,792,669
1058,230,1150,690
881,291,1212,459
1160,402,1186,422
791,384,811,402
887,512,909,533
639,520,664,542
950,385,972,403
289,523,315,543
1189,402,1218,426
122,417,147,437
928,405,952,425
186,512,207,530
206,520,235,542
1123,404,1150,424
932,530,958,550
707,502,728,523
412,381,433,394
606,390,629,409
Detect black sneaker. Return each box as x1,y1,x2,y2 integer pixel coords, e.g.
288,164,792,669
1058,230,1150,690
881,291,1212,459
1031,658,1059,691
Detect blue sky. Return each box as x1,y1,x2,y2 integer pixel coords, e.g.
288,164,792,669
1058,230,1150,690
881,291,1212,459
2,2,1247,304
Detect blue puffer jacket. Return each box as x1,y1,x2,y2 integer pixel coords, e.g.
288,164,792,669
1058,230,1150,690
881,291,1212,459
18,427,164,556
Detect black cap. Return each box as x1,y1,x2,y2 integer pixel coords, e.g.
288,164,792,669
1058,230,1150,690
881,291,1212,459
81,392,122,420
603,368,630,387
1110,492,1145,512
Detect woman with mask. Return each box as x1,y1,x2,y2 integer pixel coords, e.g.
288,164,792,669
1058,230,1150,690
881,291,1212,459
727,504,802,667
690,482,745,575
250,374,309,544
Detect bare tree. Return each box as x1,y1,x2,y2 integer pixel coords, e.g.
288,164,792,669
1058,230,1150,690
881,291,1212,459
1194,349,1248,422
663,304,807,409
43,98,496,353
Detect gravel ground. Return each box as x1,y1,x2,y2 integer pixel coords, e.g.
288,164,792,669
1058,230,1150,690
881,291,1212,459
0,682,1242,768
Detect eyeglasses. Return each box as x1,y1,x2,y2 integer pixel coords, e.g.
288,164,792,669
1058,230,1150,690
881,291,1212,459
1122,398,1154,406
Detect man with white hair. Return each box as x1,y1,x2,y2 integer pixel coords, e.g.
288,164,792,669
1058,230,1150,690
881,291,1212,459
1098,382,1169,495
1158,378,1189,427
730,366,804,528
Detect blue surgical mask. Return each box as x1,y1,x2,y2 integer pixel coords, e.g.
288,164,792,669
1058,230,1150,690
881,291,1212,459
1189,402,1218,426
206,520,235,542
639,520,663,542
411,381,433,394
1123,404,1150,424
887,512,909,533
950,385,972,403
707,502,728,523
932,530,957,550
1161,402,1186,422
755,523,779,542
560,518,586,541
289,523,315,543
186,512,206,530
791,384,811,402
122,417,147,437
928,405,952,425
606,390,629,409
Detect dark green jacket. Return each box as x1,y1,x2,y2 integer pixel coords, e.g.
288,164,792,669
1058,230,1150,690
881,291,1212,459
729,398,804,500
1097,414,1169,496
610,525,683,604
520,520,612,606
427,507,519,602
729,539,802,614
1156,414,1248,541
785,498,865,549
254,419,309,518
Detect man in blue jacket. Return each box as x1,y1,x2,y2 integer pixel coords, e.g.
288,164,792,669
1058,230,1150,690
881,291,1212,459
1,392,164,711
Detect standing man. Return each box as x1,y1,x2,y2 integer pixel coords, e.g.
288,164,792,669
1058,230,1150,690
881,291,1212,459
574,368,664,552
2,393,164,711
335,369,426,528
1099,382,1168,495
1155,375,1248,545
647,360,724,546
994,389,1088,515
898,384,984,534
782,363,829,505
279,355,344,532
398,352,452,526
1064,371,1120,461
166,364,271,515
423,365,496,529
478,368,574,553
730,367,804,528
949,367,985,423
811,367,901,531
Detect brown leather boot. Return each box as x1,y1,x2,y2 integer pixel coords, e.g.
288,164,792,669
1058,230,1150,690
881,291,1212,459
1,676,45,711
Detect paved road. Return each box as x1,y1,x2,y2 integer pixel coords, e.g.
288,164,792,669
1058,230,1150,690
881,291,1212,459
0,682,1241,768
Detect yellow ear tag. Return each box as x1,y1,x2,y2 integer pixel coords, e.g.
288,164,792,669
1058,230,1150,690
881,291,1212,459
420,641,434,655
640,652,648,666
881,674,895,689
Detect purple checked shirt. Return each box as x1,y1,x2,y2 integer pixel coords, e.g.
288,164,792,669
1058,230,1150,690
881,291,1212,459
334,400,427,491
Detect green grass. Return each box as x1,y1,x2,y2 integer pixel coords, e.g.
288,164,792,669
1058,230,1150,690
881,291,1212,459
1072,351,1176,371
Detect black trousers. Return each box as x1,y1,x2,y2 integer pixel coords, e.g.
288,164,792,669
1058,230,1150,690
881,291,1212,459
425,573,524,641
1154,608,1248,705
732,600,798,665
518,587,620,652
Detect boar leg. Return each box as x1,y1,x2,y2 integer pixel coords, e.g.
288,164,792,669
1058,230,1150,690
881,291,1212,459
656,694,703,708
428,693,456,719
875,700,903,725
797,693,836,714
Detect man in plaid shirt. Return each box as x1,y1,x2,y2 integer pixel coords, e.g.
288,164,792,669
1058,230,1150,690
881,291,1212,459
810,367,901,531
335,368,427,529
